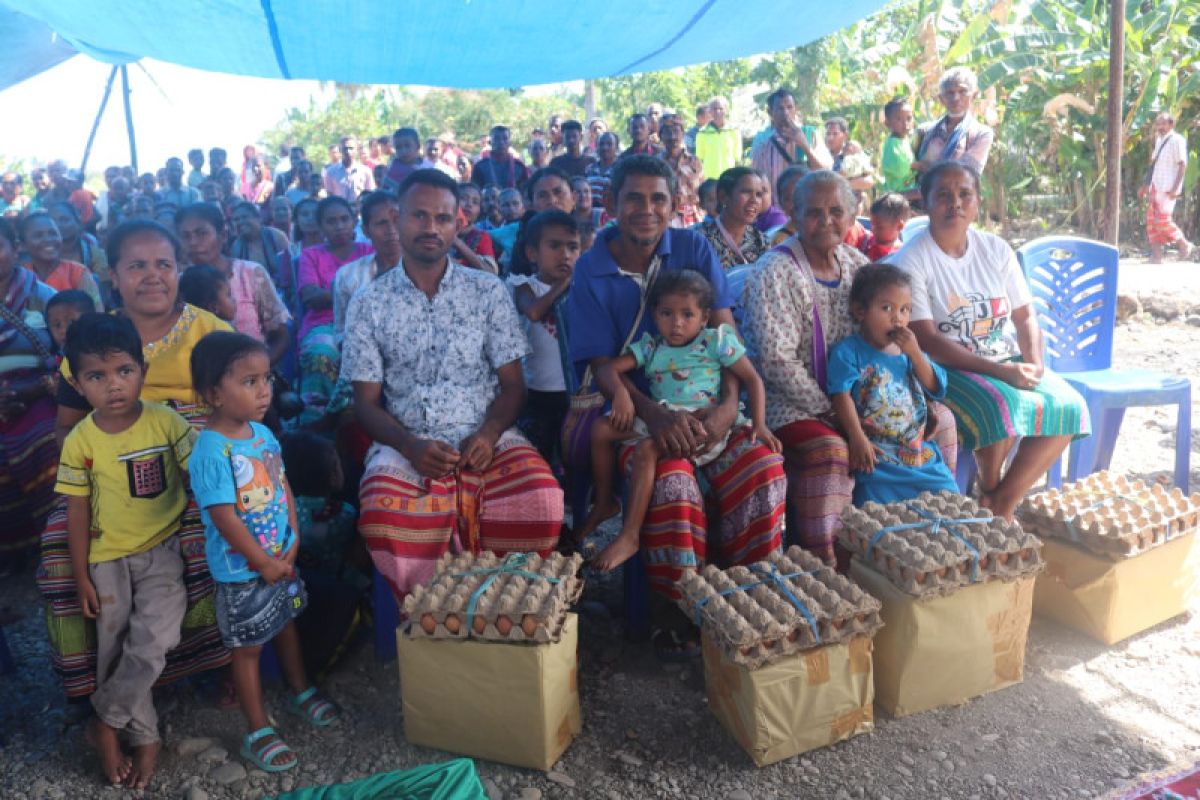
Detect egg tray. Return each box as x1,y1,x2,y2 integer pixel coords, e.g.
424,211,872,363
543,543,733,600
837,491,1044,599
1017,472,1200,559
401,551,584,644
677,546,884,670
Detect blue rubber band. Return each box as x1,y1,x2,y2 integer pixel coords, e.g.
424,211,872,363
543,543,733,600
1063,493,1148,540
451,553,561,633
865,503,991,583
692,563,821,644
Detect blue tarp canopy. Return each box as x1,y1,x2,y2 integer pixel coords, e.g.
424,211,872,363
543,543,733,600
0,0,889,90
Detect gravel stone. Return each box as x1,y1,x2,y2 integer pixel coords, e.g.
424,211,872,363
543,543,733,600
210,762,247,785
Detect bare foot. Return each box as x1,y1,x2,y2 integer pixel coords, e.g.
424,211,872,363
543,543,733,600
126,741,160,791
86,717,131,786
575,497,621,541
980,491,1017,522
592,532,640,572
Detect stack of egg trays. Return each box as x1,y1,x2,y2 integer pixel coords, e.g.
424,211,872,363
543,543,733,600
402,550,584,643
1017,471,1200,559
838,491,1044,598
678,546,884,670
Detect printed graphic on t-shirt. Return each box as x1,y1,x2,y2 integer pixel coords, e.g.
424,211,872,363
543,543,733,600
939,290,1011,356
119,445,170,499
231,448,288,556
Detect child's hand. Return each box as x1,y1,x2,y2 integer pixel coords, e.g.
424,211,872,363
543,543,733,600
258,556,293,586
888,325,921,359
76,577,101,618
848,432,880,474
752,422,783,453
611,393,635,432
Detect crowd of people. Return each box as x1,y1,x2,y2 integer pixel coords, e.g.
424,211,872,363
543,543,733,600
0,65,1103,789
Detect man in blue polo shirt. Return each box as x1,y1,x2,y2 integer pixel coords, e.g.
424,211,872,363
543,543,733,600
567,155,785,661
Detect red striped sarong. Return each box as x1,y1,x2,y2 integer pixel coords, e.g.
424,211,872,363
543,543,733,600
1147,187,1186,246
359,431,563,602
622,428,786,600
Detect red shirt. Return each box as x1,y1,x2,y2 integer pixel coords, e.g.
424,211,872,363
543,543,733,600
862,235,901,262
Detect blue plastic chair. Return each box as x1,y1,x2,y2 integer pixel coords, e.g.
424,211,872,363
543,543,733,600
1018,236,1191,490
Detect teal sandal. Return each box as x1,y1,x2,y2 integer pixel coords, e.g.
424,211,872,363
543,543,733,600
240,727,297,772
287,686,341,728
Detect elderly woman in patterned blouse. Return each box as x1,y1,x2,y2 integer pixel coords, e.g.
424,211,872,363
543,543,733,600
741,170,956,564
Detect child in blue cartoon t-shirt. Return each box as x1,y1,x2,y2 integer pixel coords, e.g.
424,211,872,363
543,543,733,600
189,332,339,774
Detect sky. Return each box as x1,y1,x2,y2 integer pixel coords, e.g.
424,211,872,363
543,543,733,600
0,56,325,176
0,55,582,181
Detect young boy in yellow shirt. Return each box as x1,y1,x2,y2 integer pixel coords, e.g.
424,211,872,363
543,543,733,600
56,313,196,791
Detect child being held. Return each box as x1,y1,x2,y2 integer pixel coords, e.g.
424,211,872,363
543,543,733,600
827,263,957,505
179,264,237,323
861,193,910,261
56,313,195,790
696,179,719,223
44,289,95,356
189,331,340,774
510,210,581,471
577,270,781,570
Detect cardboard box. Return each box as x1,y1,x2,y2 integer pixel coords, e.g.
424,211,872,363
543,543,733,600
702,634,875,767
398,613,581,770
851,560,1033,718
1034,533,1200,645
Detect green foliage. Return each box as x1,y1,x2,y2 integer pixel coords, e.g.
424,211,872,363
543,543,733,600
262,85,582,158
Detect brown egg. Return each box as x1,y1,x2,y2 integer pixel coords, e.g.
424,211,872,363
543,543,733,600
420,613,437,634
444,614,461,633
496,615,513,635
521,614,539,637
739,646,756,656
786,629,800,642
473,615,487,635
996,553,1009,564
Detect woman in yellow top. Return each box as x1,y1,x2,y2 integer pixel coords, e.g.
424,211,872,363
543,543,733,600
42,219,233,698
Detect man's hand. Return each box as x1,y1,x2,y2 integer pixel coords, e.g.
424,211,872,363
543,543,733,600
1137,185,1149,200
404,438,461,478
76,577,101,618
644,404,708,458
459,429,499,471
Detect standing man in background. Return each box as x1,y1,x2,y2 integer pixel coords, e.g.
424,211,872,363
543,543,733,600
1139,112,1194,263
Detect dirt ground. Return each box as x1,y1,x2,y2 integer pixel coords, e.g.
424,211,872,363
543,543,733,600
1,279,1198,800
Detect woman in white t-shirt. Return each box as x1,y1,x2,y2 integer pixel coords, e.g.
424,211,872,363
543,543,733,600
889,161,1089,520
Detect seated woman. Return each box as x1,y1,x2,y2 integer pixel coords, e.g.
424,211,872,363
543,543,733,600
41,220,233,698
889,161,1088,519
296,197,373,425
18,211,104,310
696,167,770,270
175,203,290,365
741,170,958,563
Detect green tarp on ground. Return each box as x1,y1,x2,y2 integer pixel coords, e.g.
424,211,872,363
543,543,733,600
268,758,486,800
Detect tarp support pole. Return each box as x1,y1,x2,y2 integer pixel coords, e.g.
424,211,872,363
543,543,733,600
120,64,138,174
80,65,118,176
1103,0,1125,245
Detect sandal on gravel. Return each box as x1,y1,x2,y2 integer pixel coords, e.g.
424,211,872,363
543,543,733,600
651,627,701,664
286,686,341,727
240,727,297,772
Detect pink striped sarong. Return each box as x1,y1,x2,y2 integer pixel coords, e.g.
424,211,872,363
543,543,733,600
359,429,563,602
1147,187,1186,247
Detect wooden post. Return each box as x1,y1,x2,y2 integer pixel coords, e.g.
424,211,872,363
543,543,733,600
584,79,597,124
80,66,119,176
1103,0,1126,244
120,64,138,174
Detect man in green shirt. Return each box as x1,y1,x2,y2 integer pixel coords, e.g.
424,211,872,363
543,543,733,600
694,96,743,179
